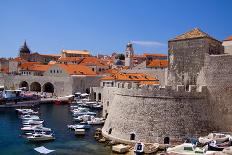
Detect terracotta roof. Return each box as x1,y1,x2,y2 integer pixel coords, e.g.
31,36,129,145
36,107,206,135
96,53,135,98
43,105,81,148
20,62,43,70
27,65,51,72
79,57,108,67
11,57,26,62
143,53,167,57
57,64,96,75
101,72,158,82
139,81,159,85
169,28,216,41
224,36,232,41
62,50,90,55
147,59,168,68
58,57,82,62
0,67,9,73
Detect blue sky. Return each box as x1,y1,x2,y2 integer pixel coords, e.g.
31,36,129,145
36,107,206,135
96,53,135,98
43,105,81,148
0,0,231,58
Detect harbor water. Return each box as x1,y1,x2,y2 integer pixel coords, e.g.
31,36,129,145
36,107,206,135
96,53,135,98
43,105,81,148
0,103,115,155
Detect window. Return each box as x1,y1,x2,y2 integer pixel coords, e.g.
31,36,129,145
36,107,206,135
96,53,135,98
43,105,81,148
92,68,94,71
57,70,59,73
50,70,52,73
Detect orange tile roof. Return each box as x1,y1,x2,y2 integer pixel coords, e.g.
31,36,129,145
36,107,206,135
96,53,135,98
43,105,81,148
79,57,108,67
20,62,43,70
28,65,51,72
11,57,26,62
147,59,168,68
143,53,167,57
0,67,9,73
139,81,159,85
224,36,232,41
58,57,82,62
101,72,158,81
57,64,96,75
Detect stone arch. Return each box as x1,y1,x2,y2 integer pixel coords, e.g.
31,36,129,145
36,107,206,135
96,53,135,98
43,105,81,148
30,82,41,92
85,88,90,94
19,81,29,91
42,82,54,93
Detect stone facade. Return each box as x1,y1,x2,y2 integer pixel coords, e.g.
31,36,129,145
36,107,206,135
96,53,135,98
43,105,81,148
102,84,211,143
3,74,101,97
94,28,232,144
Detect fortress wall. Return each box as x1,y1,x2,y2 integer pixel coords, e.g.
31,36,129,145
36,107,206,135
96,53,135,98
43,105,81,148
102,85,213,143
203,54,232,131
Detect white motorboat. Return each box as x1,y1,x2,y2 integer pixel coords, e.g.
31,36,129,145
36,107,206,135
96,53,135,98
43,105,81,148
73,111,96,116
87,117,104,125
27,133,55,141
21,124,43,131
199,133,231,144
73,115,91,122
16,109,38,115
21,115,40,120
23,119,44,125
21,125,51,132
67,124,90,130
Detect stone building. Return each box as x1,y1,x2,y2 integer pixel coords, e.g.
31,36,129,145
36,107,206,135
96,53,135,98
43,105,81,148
222,36,232,54
91,28,232,145
61,50,90,57
4,63,101,96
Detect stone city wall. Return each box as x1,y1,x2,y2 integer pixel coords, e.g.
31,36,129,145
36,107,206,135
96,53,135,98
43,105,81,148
201,54,232,131
102,83,213,143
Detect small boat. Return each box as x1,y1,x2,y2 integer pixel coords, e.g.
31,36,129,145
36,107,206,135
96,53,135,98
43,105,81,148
134,142,145,154
166,143,205,155
199,133,230,144
87,117,104,125
21,115,40,120
73,111,96,116
21,124,43,131
23,119,44,125
207,140,232,151
21,125,51,132
27,133,55,141
73,115,91,122
67,124,90,130
74,128,85,135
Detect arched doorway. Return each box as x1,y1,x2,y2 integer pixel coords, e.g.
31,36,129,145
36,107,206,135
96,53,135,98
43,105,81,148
85,88,90,94
93,92,96,101
19,81,29,91
130,133,136,140
30,82,41,92
42,82,54,93
98,93,101,101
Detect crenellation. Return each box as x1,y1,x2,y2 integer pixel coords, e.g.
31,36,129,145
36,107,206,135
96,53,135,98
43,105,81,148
189,85,197,92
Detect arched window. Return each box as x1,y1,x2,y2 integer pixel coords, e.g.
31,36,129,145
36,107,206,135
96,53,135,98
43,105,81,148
130,133,135,140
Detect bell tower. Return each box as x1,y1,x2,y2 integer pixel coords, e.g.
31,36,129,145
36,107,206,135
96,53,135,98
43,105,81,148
125,42,134,68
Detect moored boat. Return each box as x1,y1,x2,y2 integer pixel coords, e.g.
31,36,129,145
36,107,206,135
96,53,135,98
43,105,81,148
27,133,55,141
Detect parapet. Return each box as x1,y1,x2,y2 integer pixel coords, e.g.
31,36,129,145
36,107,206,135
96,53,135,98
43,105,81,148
115,82,207,99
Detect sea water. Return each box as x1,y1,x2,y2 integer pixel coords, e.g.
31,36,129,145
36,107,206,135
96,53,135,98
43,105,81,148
0,104,114,155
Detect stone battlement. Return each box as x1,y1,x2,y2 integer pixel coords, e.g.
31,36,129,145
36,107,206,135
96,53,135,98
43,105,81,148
115,82,207,99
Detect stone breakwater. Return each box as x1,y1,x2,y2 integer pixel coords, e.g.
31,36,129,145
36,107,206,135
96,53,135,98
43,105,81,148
102,83,214,144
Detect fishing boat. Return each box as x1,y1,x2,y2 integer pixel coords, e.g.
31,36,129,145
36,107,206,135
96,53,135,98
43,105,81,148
27,133,55,141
